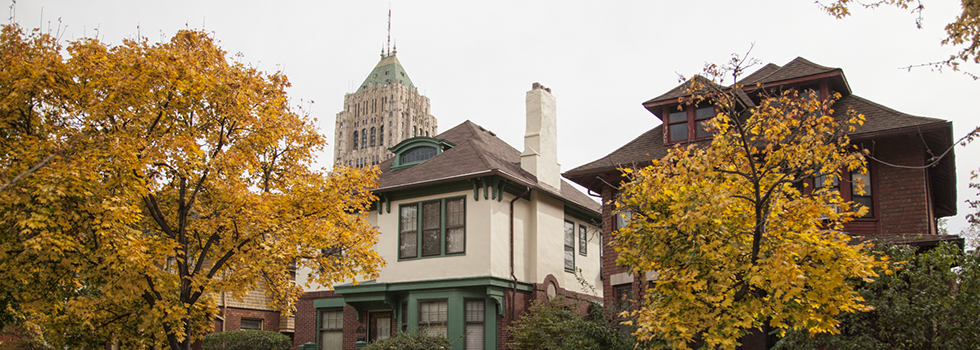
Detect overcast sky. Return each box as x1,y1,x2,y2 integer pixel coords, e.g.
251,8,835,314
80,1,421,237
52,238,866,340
10,0,979,234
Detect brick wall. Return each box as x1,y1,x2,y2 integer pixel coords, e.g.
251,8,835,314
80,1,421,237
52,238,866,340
294,290,338,349
872,136,933,235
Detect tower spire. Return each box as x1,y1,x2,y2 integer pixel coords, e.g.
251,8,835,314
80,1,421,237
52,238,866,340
386,7,391,56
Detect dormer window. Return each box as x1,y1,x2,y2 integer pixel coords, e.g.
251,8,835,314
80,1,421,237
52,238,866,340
666,105,716,143
390,137,455,170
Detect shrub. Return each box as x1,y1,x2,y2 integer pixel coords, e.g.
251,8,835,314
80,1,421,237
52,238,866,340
202,330,291,350
507,298,636,350
361,328,453,350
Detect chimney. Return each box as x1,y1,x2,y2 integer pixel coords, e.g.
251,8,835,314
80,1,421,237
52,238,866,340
521,83,561,189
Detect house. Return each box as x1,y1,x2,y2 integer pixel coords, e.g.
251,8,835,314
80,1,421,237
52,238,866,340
293,83,602,350
562,57,959,349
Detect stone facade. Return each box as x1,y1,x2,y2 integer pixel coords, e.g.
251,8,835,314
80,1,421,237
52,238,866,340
334,52,437,168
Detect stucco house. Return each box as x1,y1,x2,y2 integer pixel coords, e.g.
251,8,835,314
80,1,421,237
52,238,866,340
293,84,602,350
562,57,960,349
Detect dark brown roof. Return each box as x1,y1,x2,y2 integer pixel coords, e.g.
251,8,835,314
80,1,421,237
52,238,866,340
737,63,781,86
565,95,952,194
376,120,600,215
748,57,840,85
642,75,725,107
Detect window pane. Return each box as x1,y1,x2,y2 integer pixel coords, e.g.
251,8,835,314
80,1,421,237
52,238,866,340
816,174,838,188
403,146,437,163
465,324,484,350
695,120,712,138
851,172,871,196
400,232,417,259
422,229,441,256
321,310,343,330
465,301,485,322
446,227,465,254
423,202,441,230
564,248,575,271
579,225,587,256
446,199,465,227
400,205,418,259
320,331,343,350
854,196,874,218
240,319,262,330
669,110,687,123
419,301,448,324
695,107,714,120
670,122,688,142
564,221,575,247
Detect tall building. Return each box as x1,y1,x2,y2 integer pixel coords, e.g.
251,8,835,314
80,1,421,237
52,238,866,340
334,50,437,168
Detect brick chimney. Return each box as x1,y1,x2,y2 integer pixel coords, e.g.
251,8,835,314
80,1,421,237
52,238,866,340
520,83,561,189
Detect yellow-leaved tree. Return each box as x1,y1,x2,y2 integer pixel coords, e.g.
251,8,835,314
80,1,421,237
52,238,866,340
613,58,888,350
0,24,383,350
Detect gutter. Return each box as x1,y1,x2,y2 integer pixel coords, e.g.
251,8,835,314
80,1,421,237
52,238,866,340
509,186,531,321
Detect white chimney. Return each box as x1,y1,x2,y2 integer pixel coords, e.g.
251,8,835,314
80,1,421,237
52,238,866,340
521,83,561,190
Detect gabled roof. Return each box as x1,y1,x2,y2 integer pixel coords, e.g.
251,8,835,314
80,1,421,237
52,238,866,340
358,54,416,93
742,57,840,85
376,120,600,215
564,93,951,191
642,75,724,107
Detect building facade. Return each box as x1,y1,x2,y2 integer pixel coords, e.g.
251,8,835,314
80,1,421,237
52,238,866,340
563,57,959,349
334,51,438,168
294,84,603,350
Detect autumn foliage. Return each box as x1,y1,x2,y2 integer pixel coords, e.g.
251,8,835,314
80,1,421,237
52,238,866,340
0,24,383,350
613,60,888,349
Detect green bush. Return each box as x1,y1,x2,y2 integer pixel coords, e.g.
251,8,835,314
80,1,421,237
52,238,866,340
775,242,980,350
202,330,291,350
361,328,453,350
507,298,637,350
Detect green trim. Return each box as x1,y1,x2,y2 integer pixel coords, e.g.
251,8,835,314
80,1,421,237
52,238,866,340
396,196,466,261
565,202,600,223
333,275,534,295
381,181,472,202
389,137,454,170
313,298,346,309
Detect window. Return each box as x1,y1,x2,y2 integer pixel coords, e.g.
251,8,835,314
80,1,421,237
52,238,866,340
402,146,437,164
240,318,262,330
370,127,376,147
399,197,465,259
352,131,359,150
319,309,343,350
379,126,384,145
419,300,448,337
413,126,417,137
564,221,575,271
465,300,485,350
851,171,874,218
578,225,587,256
361,128,367,149
666,105,716,143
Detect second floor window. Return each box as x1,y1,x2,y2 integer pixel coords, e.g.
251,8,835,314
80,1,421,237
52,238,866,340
667,106,715,143
370,127,377,147
564,220,575,271
399,197,466,259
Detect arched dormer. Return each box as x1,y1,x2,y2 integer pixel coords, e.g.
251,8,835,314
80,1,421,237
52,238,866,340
389,137,455,170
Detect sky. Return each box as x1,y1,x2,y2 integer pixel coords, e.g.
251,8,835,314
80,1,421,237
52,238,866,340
9,0,979,235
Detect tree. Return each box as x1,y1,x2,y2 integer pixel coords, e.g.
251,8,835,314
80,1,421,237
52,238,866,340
774,242,980,349
822,0,980,67
0,24,384,350
507,298,636,350
613,58,888,349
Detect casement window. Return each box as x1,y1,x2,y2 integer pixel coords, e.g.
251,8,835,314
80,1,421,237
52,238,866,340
666,106,715,143
399,197,466,259
814,169,875,219
419,300,448,337
578,224,587,256
564,220,575,271
319,309,343,350
464,300,485,350
240,318,262,330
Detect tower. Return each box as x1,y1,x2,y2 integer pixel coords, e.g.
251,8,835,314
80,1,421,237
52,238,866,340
334,50,437,168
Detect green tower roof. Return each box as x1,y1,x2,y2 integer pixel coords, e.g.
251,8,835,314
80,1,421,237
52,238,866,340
357,54,416,93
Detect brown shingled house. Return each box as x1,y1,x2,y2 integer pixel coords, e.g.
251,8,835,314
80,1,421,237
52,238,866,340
562,57,959,349
293,84,602,350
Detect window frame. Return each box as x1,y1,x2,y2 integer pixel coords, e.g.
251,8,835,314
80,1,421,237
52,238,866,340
663,105,717,144
563,220,575,272
240,318,263,330
398,196,466,260
464,299,486,350
418,299,449,337
808,165,877,220
578,224,587,256
318,308,344,350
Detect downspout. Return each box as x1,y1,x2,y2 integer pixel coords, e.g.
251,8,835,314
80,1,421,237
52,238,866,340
510,186,531,321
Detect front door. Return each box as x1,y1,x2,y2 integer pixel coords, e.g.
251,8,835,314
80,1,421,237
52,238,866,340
369,311,392,342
